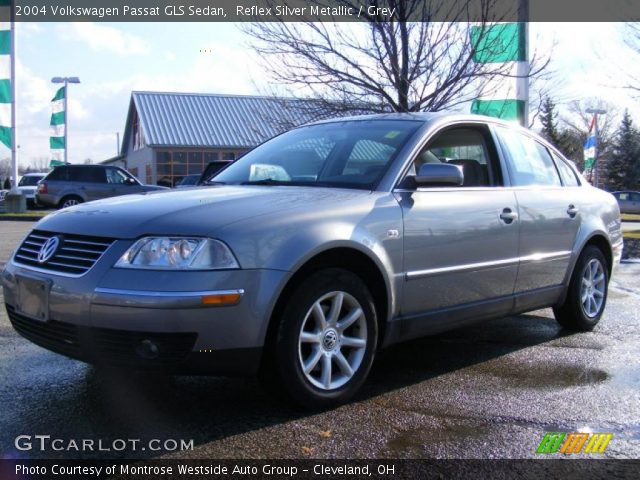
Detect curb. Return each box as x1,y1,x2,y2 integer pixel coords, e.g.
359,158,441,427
0,216,46,222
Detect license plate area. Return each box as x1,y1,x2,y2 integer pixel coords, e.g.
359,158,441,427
15,274,51,322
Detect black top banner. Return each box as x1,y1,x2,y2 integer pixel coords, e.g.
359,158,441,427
3,0,640,22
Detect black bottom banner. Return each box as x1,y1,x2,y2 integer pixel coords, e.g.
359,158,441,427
1,459,638,480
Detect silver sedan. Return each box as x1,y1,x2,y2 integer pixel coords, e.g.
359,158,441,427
1,113,623,407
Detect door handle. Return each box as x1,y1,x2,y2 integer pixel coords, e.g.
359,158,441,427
567,205,579,218
500,208,518,224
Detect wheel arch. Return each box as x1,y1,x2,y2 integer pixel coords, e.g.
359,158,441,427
558,232,613,306
261,246,392,368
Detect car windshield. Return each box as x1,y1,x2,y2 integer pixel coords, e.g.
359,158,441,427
213,120,423,189
18,175,43,186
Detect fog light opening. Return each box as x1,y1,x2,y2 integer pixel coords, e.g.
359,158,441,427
136,339,160,359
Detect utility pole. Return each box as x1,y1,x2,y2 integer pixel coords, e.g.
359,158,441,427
9,16,16,192
517,0,529,127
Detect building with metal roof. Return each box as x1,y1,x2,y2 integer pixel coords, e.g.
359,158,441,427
109,91,326,187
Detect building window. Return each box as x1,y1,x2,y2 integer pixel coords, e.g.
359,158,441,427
204,152,219,163
128,167,139,180
188,152,204,174
154,150,241,187
145,164,152,184
132,109,145,151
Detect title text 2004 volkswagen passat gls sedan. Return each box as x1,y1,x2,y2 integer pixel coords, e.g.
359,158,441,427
2,113,623,407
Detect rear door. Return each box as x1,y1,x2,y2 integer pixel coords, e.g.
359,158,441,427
493,126,580,297
397,124,519,318
73,167,109,201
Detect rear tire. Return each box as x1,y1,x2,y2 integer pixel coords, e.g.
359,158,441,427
553,245,608,331
260,268,378,408
58,195,83,209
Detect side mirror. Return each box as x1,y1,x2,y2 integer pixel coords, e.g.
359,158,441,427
414,163,463,187
125,177,137,185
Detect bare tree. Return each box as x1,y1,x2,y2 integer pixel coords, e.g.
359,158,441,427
243,0,549,116
624,22,640,94
28,157,50,172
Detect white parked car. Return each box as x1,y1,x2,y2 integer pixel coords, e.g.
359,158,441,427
18,172,48,208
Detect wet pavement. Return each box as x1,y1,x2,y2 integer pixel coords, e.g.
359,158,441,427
0,221,639,459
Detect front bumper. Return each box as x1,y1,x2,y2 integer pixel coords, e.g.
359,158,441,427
2,253,288,375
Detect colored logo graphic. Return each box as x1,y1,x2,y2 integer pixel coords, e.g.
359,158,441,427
536,432,613,454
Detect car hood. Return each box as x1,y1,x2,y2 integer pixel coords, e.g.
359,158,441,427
35,186,371,239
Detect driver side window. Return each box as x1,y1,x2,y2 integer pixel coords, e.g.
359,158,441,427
409,126,499,187
106,168,130,184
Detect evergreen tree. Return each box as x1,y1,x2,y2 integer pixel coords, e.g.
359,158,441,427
607,110,640,191
539,96,561,147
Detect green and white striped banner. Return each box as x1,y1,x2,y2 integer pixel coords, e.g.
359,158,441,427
50,86,65,161
0,0,12,149
470,22,527,122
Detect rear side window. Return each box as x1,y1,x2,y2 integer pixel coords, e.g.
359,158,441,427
551,152,580,187
495,127,561,187
72,167,106,183
46,167,69,181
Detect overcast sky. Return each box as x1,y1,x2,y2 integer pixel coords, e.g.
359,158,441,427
5,22,640,167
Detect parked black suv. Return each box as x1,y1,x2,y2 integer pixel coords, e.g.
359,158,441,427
36,165,168,209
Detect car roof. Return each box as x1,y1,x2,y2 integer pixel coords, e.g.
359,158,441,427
57,164,109,168
306,111,523,129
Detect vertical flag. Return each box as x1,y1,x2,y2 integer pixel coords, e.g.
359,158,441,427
0,0,12,148
50,86,65,163
583,116,596,170
583,115,597,181
470,22,528,123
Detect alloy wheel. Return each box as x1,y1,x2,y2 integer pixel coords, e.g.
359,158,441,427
580,258,606,318
297,291,367,390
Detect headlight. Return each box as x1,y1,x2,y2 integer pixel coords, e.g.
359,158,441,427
115,237,239,270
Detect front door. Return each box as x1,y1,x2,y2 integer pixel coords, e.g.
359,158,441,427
397,125,519,318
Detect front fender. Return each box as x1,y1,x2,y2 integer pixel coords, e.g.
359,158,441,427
215,192,404,329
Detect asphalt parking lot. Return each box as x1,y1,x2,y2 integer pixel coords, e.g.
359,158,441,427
1,220,639,460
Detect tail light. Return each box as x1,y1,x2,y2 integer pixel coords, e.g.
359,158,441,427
37,182,48,194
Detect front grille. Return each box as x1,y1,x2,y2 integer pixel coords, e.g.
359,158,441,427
7,305,198,368
14,230,115,275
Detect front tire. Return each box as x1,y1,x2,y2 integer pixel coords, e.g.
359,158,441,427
553,245,609,331
262,269,378,408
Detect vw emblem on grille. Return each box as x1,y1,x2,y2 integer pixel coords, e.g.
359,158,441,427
37,236,60,264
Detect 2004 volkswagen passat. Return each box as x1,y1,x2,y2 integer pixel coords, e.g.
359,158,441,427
2,113,623,407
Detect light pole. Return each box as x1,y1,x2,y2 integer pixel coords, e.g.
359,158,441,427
585,108,606,188
51,76,80,164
